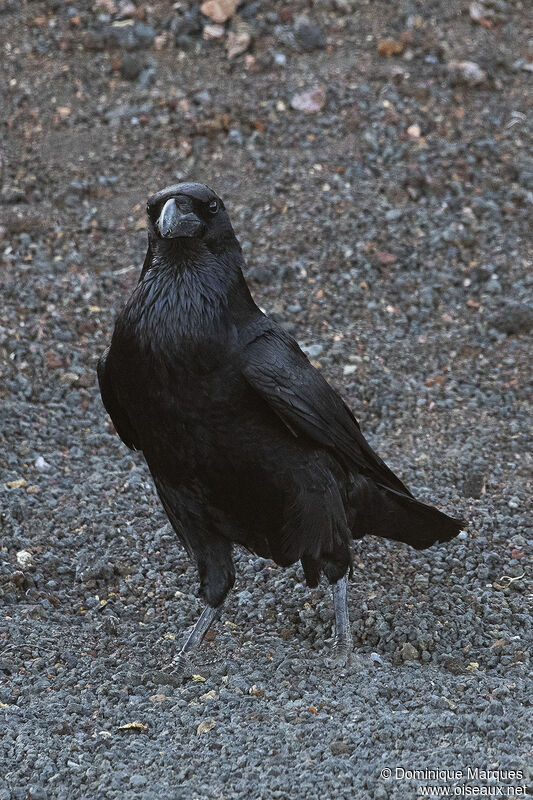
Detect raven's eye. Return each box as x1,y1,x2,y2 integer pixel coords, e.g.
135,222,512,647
208,199,219,214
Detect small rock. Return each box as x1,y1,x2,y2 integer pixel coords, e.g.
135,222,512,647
443,656,466,675
491,304,533,335
228,128,243,145
203,23,225,40
240,1,260,20
16,550,33,569
196,718,216,734
118,0,136,17
469,1,504,25
447,60,487,87
413,573,429,590
247,266,270,284
60,372,80,385
104,20,156,50
294,18,326,52
290,86,326,114
145,670,182,688
34,456,51,472
330,740,352,756
120,53,143,80
95,0,117,11
401,642,419,662
226,22,251,59
469,2,488,22
173,9,203,46
131,21,156,48
76,555,114,583
82,27,107,51
10,571,25,587
462,471,486,498
138,67,156,89
377,38,405,58
489,700,504,716
376,250,397,264
303,343,323,359
201,0,239,24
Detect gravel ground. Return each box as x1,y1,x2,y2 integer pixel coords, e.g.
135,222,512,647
1,1,532,798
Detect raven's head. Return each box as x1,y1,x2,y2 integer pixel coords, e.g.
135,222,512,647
146,182,238,256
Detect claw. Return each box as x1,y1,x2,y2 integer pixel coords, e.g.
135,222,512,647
160,651,190,680
142,656,188,687
324,635,353,669
140,650,192,687
141,670,181,687
144,602,223,686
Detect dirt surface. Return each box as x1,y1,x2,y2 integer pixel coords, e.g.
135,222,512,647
1,1,532,798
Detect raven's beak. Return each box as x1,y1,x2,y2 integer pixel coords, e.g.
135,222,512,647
157,198,203,239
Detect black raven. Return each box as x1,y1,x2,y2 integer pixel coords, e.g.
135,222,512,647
98,182,463,674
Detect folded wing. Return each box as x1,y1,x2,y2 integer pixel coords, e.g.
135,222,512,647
97,347,140,452
241,325,413,497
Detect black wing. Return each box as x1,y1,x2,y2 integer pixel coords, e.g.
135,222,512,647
97,347,140,451
241,324,412,496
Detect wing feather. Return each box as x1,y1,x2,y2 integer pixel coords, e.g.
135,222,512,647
241,326,412,496
97,347,140,451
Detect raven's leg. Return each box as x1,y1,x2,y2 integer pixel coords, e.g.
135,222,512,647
149,481,236,682
147,602,225,686
158,545,234,681
324,574,352,668
165,601,224,677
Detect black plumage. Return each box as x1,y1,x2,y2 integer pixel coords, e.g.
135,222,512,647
98,182,463,672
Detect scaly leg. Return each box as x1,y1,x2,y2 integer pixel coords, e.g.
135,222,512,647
324,574,352,668
170,603,223,673
149,602,223,685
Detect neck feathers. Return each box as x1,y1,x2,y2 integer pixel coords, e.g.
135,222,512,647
120,244,255,347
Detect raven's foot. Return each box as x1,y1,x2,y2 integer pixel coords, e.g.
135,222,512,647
324,634,353,669
164,650,190,677
146,651,190,687
146,603,223,686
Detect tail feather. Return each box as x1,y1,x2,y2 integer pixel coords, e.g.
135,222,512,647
349,474,464,550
